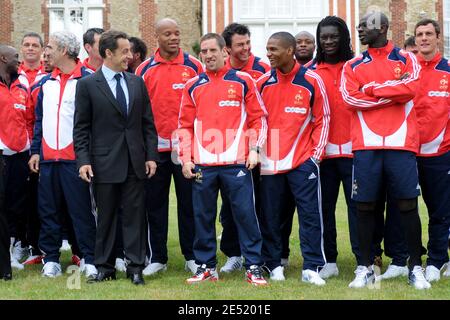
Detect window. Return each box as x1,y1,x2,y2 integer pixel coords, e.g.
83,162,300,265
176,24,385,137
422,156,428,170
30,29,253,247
444,0,450,58
48,0,104,59
233,0,328,61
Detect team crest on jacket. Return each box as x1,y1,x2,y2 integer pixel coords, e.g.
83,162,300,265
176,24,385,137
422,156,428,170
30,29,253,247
394,65,402,79
228,85,237,99
294,90,304,105
181,70,190,82
439,75,448,90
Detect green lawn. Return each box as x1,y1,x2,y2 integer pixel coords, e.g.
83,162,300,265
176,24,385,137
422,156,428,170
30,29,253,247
1,187,448,300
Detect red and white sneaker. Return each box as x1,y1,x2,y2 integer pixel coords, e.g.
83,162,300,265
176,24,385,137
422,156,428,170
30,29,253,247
186,264,219,284
71,255,81,266
246,265,268,286
23,255,43,265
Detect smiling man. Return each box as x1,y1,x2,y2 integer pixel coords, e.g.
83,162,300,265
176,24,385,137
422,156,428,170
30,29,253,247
136,18,203,277
74,30,159,286
341,11,429,290
413,19,450,283
18,32,46,88
178,33,268,286
257,32,330,285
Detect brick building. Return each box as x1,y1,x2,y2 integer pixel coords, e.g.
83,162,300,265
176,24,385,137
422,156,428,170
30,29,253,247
0,0,449,61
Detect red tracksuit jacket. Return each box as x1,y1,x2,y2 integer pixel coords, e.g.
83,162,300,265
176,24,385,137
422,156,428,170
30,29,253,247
257,62,330,174
0,76,31,155
414,53,450,157
178,66,267,166
340,41,421,153
136,49,204,152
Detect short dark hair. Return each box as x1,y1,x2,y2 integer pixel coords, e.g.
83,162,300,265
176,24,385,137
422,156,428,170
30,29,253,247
414,19,440,37
129,36,148,60
269,32,296,52
221,23,251,47
83,28,104,46
22,32,43,47
200,33,226,50
99,30,129,59
404,35,416,48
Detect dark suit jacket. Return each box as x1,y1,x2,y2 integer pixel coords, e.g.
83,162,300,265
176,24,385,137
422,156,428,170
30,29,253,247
73,68,158,184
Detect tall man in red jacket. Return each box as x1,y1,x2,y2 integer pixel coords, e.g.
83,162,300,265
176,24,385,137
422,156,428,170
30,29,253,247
178,33,268,286
218,22,271,273
136,18,203,276
341,11,429,289
413,19,450,282
257,32,330,285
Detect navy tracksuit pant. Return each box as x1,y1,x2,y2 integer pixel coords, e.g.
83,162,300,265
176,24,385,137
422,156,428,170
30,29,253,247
418,151,450,269
145,152,195,264
3,152,29,246
192,164,263,269
38,162,96,264
260,159,326,271
218,166,260,257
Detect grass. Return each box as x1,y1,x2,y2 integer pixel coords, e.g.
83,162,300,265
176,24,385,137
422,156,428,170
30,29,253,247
0,186,448,300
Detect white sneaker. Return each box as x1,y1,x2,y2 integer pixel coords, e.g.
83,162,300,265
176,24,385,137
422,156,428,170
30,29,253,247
79,258,86,273
83,264,98,278
270,266,285,281
409,266,431,290
280,258,289,267
143,262,167,276
425,265,441,282
348,266,375,288
60,239,71,251
115,258,127,272
444,262,450,277
12,241,28,262
380,264,408,280
185,260,199,274
42,262,62,278
319,263,339,279
220,256,243,273
302,269,326,286
11,258,24,270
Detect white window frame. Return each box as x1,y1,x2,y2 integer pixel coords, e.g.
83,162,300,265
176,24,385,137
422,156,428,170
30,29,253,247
47,0,104,59
232,0,328,62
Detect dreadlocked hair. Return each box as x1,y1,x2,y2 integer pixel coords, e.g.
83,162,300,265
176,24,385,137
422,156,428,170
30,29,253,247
315,15,354,64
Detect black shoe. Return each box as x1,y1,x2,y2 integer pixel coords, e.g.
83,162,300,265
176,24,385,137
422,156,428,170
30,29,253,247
87,271,116,283
128,272,145,285
2,273,12,281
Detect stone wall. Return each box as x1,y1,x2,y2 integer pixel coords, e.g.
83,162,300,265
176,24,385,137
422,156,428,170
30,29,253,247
11,0,43,50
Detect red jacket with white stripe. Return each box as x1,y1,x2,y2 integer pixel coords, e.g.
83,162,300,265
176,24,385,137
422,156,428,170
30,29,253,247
225,53,270,80
31,62,93,162
178,66,268,166
310,61,352,158
136,49,203,152
0,76,31,155
18,63,47,88
414,53,450,157
82,58,98,72
340,41,421,153
256,62,330,175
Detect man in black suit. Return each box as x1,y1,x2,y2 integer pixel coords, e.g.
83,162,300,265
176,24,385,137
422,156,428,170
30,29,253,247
74,30,158,285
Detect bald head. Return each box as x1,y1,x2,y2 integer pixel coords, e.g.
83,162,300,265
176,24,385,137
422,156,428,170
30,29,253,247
362,11,389,30
156,18,179,34
294,31,315,64
155,18,181,59
0,45,20,75
295,31,315,42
